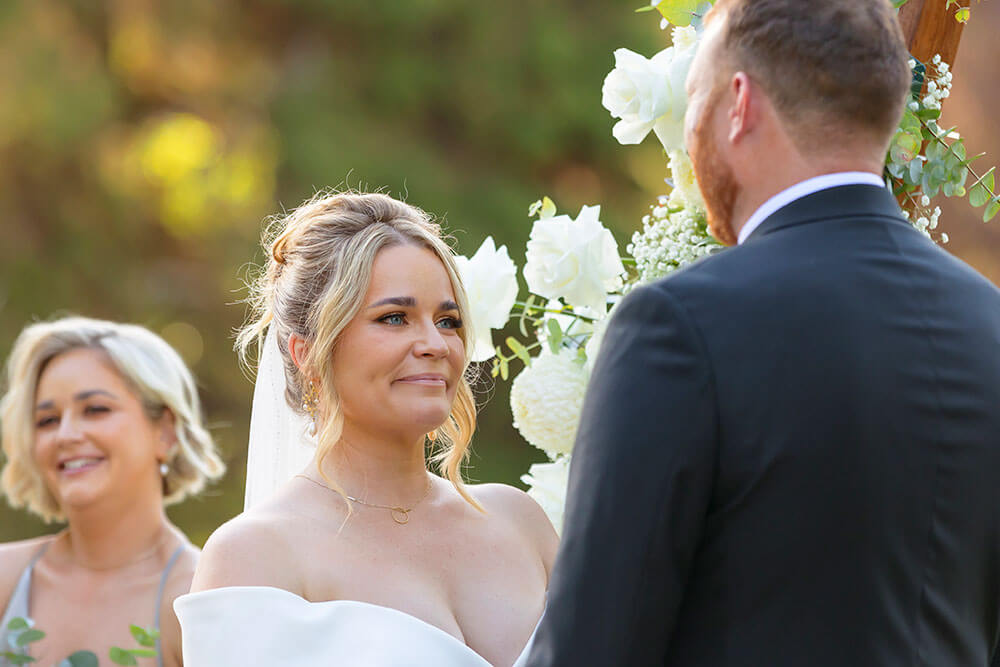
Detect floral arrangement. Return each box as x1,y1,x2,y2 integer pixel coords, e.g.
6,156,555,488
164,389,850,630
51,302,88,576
454,0,997,533
2,617,159,666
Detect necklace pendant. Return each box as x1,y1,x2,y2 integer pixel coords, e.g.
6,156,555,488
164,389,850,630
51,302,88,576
390,507,410,524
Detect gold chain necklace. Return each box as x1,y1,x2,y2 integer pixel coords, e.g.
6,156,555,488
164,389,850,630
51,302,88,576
295,474,432,524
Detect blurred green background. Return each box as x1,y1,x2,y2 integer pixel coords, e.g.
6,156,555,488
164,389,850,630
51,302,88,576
2,0,999,545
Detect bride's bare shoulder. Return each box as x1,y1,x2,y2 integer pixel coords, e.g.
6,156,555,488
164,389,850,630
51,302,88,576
469,483,559,574
190,499,305,595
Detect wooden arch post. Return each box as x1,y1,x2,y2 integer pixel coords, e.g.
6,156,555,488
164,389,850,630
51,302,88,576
898,0,966,69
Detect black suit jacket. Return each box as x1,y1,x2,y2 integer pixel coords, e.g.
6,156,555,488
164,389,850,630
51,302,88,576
526,185,1000,666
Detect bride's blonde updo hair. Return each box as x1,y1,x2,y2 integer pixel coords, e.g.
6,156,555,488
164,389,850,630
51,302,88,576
237,190,481,509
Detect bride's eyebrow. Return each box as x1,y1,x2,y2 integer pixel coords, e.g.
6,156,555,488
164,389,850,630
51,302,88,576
366,297,460,311
367,296,416,309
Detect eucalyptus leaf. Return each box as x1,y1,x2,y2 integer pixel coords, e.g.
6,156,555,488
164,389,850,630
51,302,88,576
985,196,1000,223
109,647,138,666
518,295,536,337
15,629,45,647
969,168,995,207
66,651,100,667
126,649,158,658
506,337,531,366
955,6,970,22
546,319,563,354
7,618,30,632
654,0,703,27
1,653,36,666
128,625,158,648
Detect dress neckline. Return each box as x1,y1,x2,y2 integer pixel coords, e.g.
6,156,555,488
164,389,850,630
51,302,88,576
178,585,543,666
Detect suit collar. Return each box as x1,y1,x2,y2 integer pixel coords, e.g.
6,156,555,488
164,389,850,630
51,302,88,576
743,184,907,244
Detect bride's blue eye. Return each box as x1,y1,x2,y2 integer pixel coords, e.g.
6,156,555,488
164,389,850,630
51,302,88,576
437,317,463,330
380,313,406,326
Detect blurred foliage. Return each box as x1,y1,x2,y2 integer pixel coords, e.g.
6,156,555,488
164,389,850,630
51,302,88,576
2,0,998,547
0,0,666,544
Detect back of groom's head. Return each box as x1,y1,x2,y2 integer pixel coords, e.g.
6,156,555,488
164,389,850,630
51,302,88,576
710,0,911,155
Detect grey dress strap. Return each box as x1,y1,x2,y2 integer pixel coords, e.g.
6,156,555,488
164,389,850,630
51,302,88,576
0,544,49,661
153,545,184,667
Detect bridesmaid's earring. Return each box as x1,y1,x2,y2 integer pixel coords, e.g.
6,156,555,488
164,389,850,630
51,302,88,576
159,462,170,477
426,430,438,442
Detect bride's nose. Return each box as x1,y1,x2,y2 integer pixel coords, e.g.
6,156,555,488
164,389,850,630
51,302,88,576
412,319,449,358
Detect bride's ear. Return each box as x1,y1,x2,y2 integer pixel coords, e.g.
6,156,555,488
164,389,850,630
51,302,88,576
287,334,311,374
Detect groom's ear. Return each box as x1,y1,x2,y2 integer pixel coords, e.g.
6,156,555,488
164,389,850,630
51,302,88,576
728,71,756,144
287,334,311,374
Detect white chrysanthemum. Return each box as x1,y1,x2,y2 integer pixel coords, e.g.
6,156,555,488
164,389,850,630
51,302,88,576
627,199,719,285
667,149,705,212
521,457,571,535
510,349,589,458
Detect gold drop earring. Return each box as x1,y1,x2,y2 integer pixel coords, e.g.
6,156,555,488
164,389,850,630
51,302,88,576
302,381,320,435
426,430,438,442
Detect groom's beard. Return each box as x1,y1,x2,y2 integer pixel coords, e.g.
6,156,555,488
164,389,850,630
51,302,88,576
689,92,739,246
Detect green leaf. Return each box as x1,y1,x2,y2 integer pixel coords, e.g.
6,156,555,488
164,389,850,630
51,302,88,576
129,625,159,648
7,618,29,632
66,651,100,667
653,0,703,27
969,167,995,207
15,629,45,647
1,653,37,665
985,196,1000,223
539,196,556,219
498,356,509,381
109,647,138,666
505,337,531,365
635,4,656,11
909,59,926,97
517,295,536,337
955,6,970,22
894,0,910,7
545,319,563,354
125,649,158,658
890,132,920,164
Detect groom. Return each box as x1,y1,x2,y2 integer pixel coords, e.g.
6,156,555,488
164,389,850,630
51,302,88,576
526,1,1000,665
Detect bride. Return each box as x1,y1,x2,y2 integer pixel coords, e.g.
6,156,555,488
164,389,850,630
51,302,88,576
174,192,558,666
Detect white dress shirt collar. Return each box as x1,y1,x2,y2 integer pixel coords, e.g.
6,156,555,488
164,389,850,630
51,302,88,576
737,172,886,245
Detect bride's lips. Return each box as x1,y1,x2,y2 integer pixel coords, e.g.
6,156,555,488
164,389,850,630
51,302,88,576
395,373,448,387
57,455,106,477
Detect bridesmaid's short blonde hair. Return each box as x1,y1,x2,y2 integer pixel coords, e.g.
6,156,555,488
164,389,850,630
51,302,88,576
0,316,226,522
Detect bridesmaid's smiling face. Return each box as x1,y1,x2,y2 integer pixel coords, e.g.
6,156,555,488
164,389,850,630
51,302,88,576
32,348,171,514
330,243,466,441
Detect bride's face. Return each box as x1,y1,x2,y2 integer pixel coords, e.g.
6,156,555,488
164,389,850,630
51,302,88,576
330,243,466,441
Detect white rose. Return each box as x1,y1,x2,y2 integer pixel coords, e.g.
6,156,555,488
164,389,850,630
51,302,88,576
523,205,624,315
455,237,519,362
521,456,571,535
510,348,590,458
667,148,705,212
601,28,698,152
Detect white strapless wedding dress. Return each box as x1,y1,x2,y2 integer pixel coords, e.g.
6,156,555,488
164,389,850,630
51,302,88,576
174,586,540,666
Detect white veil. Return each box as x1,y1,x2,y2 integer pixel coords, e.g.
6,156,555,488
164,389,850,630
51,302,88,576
244,326,316,510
